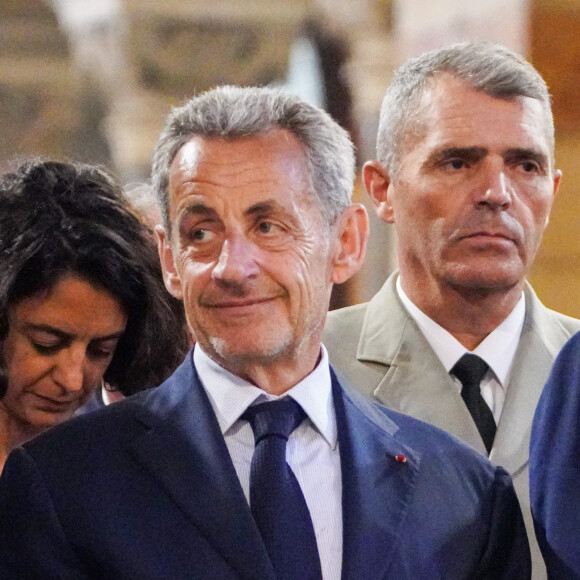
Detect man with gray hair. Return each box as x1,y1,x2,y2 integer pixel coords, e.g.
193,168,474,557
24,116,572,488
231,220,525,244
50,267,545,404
324,41,580,579
0,85,529,578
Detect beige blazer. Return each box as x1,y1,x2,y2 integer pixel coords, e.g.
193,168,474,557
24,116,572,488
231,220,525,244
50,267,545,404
324,271,580,580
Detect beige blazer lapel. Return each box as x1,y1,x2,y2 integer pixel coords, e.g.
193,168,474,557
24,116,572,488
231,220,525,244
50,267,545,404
327,274,579,580
356,273,487,455
492,284,580,475
357,276,580,471
490,283,579,580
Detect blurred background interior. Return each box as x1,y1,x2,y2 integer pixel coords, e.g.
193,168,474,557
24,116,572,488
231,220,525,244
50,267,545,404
1,0,578,315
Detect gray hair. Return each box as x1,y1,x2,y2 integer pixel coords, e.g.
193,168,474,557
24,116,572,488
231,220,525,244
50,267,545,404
123,182,163,230
377,41,554,175
151,85,355,235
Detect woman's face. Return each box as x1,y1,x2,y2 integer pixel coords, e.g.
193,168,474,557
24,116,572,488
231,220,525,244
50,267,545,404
0,275,127,436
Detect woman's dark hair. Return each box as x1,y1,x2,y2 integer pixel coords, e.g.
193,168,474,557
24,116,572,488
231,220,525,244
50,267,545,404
0,159,189,397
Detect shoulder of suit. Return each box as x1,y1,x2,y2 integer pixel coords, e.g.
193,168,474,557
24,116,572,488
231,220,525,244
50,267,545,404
529,304,580,357
324,303,369,356
520,285,580,361
325,302,368,336
327,302,368,323
548,308,580,333
22,388,151,461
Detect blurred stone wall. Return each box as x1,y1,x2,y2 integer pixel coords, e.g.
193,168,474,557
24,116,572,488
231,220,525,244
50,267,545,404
1,0,578,314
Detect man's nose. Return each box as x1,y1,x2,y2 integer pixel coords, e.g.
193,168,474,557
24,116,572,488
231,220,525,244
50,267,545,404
212,235,260,284
476,162,512,209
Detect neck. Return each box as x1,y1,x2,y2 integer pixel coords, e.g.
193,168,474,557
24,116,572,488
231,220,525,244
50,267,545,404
211,347,322,396
400,275,524,351
0,405,40,464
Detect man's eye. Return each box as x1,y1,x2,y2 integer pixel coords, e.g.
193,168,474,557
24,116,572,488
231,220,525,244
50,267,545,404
521,161,539,173
449,159,465,170
191,229,211,241
258,221,275,234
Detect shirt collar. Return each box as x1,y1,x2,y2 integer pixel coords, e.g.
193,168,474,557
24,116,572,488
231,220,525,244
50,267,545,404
194,344,337,448
396,275,525,387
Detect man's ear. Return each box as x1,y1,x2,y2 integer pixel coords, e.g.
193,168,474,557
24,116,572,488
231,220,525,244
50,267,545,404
553,168,562,198
156,226,184,300
544,169,562,228
330,203,369,285
363,160,395,224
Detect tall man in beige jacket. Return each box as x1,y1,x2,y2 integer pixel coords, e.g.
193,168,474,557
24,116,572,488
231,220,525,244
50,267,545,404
324,41,580,580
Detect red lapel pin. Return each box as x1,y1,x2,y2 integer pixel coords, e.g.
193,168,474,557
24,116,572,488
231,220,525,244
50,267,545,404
394,454,407,463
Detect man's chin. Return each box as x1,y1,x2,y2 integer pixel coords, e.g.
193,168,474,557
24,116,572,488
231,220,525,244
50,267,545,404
450,277,523,295
444,263,525,293
205,336,290,367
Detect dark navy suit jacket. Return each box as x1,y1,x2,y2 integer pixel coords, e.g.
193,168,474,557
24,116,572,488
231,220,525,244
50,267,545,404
0,352,529,579
530,331,580,579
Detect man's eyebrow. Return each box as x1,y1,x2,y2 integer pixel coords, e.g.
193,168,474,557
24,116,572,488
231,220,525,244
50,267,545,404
245,200,285,217
503,148,549,167
427,146,550,168
176,199,289,227
180,202,217,217
428,147,488,165
176,203,219,231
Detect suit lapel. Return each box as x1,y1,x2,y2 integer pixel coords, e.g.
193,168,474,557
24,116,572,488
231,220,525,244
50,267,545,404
358,277,571,475
358,274,487,454
492,284,567,475
333,371,421,580
126,354,274,580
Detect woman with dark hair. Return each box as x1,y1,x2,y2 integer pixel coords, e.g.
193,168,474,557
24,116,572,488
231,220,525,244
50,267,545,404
0,159,188,470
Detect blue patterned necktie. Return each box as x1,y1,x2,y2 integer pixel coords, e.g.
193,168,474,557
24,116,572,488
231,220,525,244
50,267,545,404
452,353,497,454
242,398,323,580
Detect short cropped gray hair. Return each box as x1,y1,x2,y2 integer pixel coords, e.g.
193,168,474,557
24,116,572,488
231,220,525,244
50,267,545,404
151,85,355,234
377,41,554,176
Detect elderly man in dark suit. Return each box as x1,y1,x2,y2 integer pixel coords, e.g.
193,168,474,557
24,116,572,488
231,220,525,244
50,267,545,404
0,86,529,579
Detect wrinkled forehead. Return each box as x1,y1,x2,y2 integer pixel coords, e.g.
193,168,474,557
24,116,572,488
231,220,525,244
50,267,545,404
166,132,324,227
402,75,554,161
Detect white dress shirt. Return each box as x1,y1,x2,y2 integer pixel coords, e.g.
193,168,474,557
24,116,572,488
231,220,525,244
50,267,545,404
396,277,525,422
194,344,343,580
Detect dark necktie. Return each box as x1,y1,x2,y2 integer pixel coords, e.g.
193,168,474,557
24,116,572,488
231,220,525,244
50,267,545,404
242,398,323,580
451,353,497,454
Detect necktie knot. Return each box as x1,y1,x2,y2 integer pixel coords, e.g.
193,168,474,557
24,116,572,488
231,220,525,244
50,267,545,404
452,353,489,387
242,398,306,444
